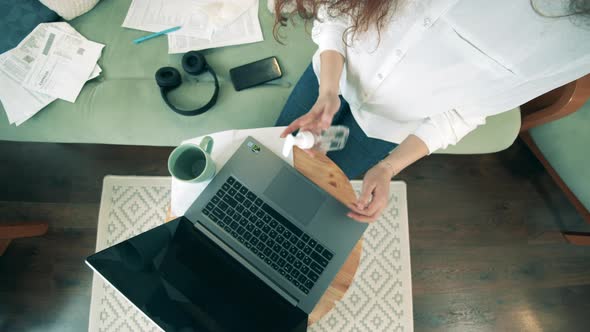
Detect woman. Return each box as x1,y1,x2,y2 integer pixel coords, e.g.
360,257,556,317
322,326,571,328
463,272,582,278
274,0,590,222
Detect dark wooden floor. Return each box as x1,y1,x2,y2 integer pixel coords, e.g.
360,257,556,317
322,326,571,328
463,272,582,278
1,139,589,332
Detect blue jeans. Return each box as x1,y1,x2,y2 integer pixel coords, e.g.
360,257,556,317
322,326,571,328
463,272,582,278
276,64,397,179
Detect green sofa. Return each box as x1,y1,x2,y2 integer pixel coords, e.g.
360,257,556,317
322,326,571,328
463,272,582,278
0,0,520,152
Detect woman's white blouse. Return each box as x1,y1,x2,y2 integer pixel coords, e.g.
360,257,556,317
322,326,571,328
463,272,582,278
311,0,590,153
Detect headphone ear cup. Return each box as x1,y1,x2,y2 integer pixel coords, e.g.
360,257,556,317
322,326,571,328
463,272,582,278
155,67,182,89
182,51,207,75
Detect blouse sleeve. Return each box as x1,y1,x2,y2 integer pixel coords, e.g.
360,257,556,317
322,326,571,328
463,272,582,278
311,6,349,58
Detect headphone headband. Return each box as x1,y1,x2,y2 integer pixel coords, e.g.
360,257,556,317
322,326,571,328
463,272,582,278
155,51,219,116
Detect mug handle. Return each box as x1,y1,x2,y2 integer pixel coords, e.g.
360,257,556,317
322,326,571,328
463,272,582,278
199,136,214,154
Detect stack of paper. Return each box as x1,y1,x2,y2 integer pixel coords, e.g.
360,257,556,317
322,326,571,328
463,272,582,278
123,0,263,54
0,22,104,126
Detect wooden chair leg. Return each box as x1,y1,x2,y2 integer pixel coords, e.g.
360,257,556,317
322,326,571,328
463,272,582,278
0,222,49,256
562,232,590,246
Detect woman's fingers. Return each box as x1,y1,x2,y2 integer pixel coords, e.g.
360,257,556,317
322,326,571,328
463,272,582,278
356,181,375,210
347,211,378,223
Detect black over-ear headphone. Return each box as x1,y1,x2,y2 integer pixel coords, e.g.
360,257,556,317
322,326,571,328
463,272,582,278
155,51,219,116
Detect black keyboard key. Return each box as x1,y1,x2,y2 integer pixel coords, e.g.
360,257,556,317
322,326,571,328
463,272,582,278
311,251,329,267
236,204,245,213
223,216,232,225
278,258,286,267
213,208,225,219
244,232,252,241
237,226,245,235
222,183,230,190
243,200,253,208
249,204,258,213
231,230,238,238
277,225,285,233
279,269,286,276
266,239,275,248
301,234,310,242
303,246,312,255
229,188,237,196
261,203,303,237
286,275,293,282
252,228,262,237
271,253,279,261
246,192,257,201
260,234,268,242
252,247,259,255
206,203,215,211
235,193,245,203
255,219,264,228
304,279,314,290
294,260,302,269
293,280,300,287
296,251,305,260
308,239,317,248
211,196,220,204
270,220,278,228
276,235,284,244
264,247,272,256
307,271,319,282
289,236,298,244
227,177,235,184
239,187,249,195
315,243,325,253
291,270,300,278
248,215,258,223
296,240,305,249
255,198,263,206
289,246,297,254
232,181,242,189
256,243,264,251
258,252,265,260
303,256,311,265
273,244,282,252
280,249,289,258
256,210,265,218
284,264,293,272
222,195,238,208
282,228,291,238
286,255,295,264
245,242,252,249
239,217,248,226
262,225,271,233
301,265,310,275
218,201,229,211
272,263,279,270
246,223,255,232
282,241,291,250
230,221,239,230
202,209,211,216
310,261,324,275
242,210,252,218
263,215,272,223
265,258,273,265
216,218,224,226
299,285,309,294
322,249,334,260
297,274,307,284
251,237,259,246
238,236,245,243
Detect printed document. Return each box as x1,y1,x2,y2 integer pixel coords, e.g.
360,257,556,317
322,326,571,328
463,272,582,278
168,2,262,53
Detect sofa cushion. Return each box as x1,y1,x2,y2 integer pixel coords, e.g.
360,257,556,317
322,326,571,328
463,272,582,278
530,100,590,211
0,0,59,53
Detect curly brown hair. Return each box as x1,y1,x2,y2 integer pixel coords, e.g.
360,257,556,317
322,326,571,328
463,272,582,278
272,0,399,43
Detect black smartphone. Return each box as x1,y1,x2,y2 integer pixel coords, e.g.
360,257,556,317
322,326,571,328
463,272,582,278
229,56,283,91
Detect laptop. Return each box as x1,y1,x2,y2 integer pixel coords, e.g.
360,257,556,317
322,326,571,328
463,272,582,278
86,136,368,331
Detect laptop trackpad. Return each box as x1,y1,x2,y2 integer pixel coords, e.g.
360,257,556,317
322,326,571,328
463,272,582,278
264,167,325,226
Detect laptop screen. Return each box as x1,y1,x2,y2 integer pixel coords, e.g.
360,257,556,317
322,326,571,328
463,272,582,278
87,217,308,332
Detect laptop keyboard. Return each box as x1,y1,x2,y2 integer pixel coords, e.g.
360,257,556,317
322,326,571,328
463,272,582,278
202,176,334,295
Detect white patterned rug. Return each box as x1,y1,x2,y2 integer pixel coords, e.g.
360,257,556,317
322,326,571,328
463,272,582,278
89,176,413,331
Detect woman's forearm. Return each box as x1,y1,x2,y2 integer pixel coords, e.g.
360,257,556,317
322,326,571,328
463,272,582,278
319,50,345,96
380,134,429,177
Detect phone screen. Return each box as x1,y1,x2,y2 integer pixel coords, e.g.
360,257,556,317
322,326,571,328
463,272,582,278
230,57,283,91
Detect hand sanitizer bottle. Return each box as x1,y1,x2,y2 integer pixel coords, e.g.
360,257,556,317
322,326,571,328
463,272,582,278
282,126,350,157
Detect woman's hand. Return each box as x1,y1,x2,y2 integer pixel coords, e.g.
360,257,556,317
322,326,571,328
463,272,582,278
347,162,396,223
280,92,341,138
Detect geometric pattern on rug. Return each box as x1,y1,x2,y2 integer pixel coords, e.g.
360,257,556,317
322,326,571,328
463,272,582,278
89,176,412,332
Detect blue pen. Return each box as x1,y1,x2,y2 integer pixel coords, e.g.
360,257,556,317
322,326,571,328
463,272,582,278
133,26,182,44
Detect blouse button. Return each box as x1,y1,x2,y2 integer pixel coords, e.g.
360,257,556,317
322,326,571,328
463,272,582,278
377,73,383,80
395,49,403,57
423,17,432,27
